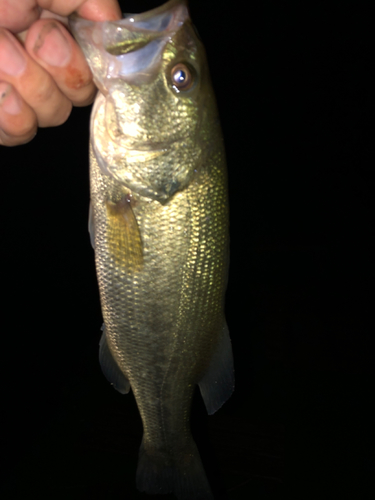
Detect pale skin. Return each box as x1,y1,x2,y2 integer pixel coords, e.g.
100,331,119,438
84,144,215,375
0,0,122,146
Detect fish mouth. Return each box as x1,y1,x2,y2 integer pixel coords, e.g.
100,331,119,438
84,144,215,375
70,0,189,87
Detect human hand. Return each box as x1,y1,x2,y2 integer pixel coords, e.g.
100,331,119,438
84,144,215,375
0,0,121,146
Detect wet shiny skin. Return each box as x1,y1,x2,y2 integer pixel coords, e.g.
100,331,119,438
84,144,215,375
71,1,233,498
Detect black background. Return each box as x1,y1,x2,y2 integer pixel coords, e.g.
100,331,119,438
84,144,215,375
1,1,375,498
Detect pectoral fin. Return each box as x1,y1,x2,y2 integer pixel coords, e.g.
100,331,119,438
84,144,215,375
99,325,130,394
198,322,234,415
106,196,143,271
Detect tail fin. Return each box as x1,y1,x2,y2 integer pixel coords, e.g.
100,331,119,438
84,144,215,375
136,437,214,500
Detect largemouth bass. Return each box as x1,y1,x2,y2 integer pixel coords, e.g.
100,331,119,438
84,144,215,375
70,1,234,498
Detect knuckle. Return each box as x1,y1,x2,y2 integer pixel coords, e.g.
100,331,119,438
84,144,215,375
15,119,37,139
70,84,97,107
11,113,37,138
37,97,72,128
0,104,37,141
53,100,72,126
28,72,56,106
0,126,37,146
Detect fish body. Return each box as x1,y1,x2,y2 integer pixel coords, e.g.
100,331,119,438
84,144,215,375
70,1,234,498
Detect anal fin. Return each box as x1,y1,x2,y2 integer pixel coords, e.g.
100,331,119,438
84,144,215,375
198,322,234,415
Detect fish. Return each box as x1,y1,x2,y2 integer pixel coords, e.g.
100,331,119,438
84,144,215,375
70,1,234,498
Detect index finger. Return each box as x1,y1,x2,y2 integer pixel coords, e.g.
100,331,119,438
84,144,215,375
37,0,122,21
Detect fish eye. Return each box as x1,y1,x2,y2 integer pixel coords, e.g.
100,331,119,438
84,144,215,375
171,63,194,92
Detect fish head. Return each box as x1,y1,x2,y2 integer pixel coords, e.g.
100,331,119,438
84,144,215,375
70,0,216,202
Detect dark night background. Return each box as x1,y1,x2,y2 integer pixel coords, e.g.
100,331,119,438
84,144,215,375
1,0,375,498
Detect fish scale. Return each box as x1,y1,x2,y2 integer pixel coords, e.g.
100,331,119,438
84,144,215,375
71,1,234,498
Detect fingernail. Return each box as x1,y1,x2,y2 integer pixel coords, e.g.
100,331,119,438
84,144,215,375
0,31,27,76
34,22,71,67
0,82,22,115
